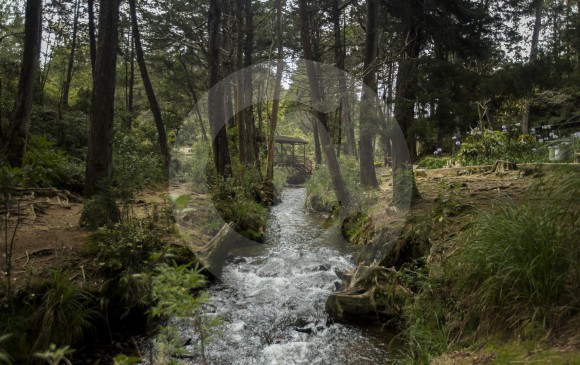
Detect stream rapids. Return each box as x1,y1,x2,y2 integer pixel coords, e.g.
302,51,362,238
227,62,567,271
174,187,394,364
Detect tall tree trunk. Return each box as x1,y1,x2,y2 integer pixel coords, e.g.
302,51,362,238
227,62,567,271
332,0,345,157
223,0,235,130
334,7,357,159
5,0,42,167
392,1,422,206
60,0,80,116
358,0,379,188
85,0,121,197
244,0,257,165
266,0,283,182
298,0,350,209
209,0,232,177
235,0,247,164
529,0,543,61
0,77,3,141
129,0,170,170
128,33,135,113
394,24,421,163
88,0,97,76
522,0,544,134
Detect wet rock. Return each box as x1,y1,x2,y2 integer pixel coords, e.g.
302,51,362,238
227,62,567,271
334,269,353,283
295,324,314,334
314,264,331,271
295,320,326,335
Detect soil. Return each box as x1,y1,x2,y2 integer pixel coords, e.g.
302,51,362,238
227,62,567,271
2,184,214,294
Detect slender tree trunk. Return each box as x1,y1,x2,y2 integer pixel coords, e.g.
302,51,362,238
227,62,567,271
336,11,357,159
39,34,56,105
332,0,344,157
522,0,544,134
179,56,208,141
266,0,283,182
129,0,170,170
312,115,322,165
60,0,80,116
235,0,247,164
5,0,42,167
222,0,235,130
298,0,350,209
85,0,121,198
225,80,235,130
88,0,97,76
359,0,379,188
0,77,3,141
124,31,129,110
128,33,135,113
244,0,257,165
209,0,232,177
530,0,543,61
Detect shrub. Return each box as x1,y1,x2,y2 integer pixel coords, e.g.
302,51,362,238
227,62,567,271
305,165,335,212
87,220,164,277
171,141,211,190
213,196,267,241
305,156,373,213
208,161,268,240
113,133,165,197
79,193,121,230
87,219,165,317
272,167,289,191
455,130,547,165
449,173,579,333
417,156,450,169
151,263,215,363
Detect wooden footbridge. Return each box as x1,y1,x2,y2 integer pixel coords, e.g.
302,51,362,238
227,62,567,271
274,135,312,175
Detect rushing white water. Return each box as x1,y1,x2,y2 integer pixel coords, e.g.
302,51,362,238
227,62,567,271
181,187,393,364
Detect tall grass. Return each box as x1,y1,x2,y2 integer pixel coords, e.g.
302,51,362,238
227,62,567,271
34,270,99,349
450,171,579,333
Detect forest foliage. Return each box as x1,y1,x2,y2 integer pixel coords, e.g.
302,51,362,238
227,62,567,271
0,0,579,362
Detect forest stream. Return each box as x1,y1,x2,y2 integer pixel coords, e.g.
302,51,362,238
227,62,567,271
175,187,395,364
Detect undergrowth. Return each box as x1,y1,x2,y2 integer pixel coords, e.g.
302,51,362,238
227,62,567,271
305,156,376,213
208,161,267,241
416,156,450,170
397,170,579,363
450,172,579,334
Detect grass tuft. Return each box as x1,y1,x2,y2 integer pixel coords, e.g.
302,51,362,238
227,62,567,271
450,172,579,334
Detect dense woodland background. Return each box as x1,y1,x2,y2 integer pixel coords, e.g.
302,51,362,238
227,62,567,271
0,0,579,363
0,0,578,206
